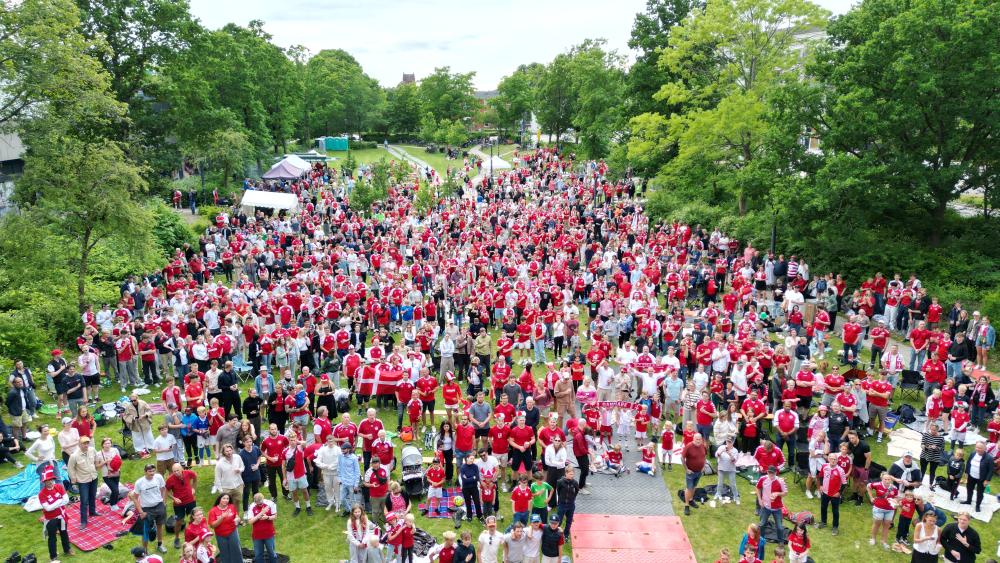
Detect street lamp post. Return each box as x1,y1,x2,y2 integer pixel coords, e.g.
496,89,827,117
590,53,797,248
489,141,494,177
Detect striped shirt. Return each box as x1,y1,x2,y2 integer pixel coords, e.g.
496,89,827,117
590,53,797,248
920,432,945,463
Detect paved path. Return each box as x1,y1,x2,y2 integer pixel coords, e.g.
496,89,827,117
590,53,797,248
386,144,434,173
575,445,676,516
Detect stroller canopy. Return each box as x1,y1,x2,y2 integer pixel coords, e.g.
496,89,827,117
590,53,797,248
401,446,423,467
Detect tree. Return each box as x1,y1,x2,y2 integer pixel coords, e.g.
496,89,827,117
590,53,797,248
184,128,253,193
418,67,477,123
567,40,626,158
490,65,539,140
626,0,703,118
648,0,828,215
385,82,422,134
807,0,1000,244
304,49,382,137
0,0,114,131
535,54,577,146
16,124,149,312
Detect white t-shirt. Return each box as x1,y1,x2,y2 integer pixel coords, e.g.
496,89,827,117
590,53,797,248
477,530,506,563
134,474,166,508
153,434,177,462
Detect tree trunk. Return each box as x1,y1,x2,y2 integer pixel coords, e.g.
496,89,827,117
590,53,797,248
929,199,948,246
223,163,231,192
738,190,748,216
78,229,91,313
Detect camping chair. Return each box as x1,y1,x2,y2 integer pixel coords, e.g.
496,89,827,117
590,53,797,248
899,370,923,401
792,451,810,487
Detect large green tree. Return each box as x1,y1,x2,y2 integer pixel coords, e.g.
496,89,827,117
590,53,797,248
626,0,703,118
643,0,828,215
490,64,542,140
417,67,477,123
567,40,626,158
535,54,576,146
807,0,1000,243
385,82,422,134
304,49,383,137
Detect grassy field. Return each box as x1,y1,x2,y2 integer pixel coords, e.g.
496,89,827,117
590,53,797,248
395,145,464,178
326,148,393,169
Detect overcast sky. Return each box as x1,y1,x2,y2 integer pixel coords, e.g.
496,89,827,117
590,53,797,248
189,0,857,90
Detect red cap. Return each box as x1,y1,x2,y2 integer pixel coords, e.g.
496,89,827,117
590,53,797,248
41,466,56,481
51,349,63,356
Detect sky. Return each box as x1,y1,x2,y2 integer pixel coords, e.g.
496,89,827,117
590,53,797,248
190,0,857,90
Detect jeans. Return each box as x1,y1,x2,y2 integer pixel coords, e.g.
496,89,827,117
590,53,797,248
820,494,840,528
46,518,71,560
340,483,357,510
104,475,121,507
556,502,575,537
78,479,98,524
909,349,926,371
965,476,986,510
775,433,796,465
946,361,963,380
715,470,740,500
759,506,784,542
455,449,472,473
533,339,546,363
842,342,859,364
253,537,277,563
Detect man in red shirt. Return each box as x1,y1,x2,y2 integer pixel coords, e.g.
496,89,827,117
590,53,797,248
507,415,536,475
164,462,198,548
681,433,707,516
489,414,511,488
840,316,862,366
864,372,894,444
284,435,312,515
868,320,891,369
261,424,289,501
817,452,846,534
753,440,786,473
357,409,384,470
333,413,359,451
909,320,930,372
755,465,787,543
247,493,278,562
773,400,800,464
394,377,414,431
363,457,390,527
415,370,438,429
921,355,947,397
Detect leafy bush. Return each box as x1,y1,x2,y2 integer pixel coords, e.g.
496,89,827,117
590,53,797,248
149,201,196,255
350,140,378,150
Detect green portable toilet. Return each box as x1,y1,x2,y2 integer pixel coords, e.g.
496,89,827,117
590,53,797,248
326,137,349,151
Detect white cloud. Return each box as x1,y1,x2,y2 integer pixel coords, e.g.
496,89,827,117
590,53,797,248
189,0,857,90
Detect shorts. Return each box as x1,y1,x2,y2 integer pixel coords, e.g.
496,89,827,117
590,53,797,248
868,404,889,423
84,374,101,387
156,459,174,475
516,341,530,349
635,430,647,439
495,453,509,467
287,475,309,491
142,502,167,526
852,466,869,482
809,459,823,477
685,470,702,490
444,404,459,411
422,401,435,413
173,501,196,519
8,412,29,428
220,486,244,500
475,428,490,438
872,507,895,521
427,486,443,499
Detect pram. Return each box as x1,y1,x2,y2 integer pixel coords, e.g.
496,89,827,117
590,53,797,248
400,445,427,497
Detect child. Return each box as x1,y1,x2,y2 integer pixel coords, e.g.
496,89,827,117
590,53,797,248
949,402,970,451
787,524,809,563
424,457,446,515
184,377,204,410
636,441,657,476
895,490,917,546
945,447,965,500
366,534,386,563
634,406,651,448
599,406,614,446
191,406,212,466
615,407,634,449
925,388,944,432
400,513,416,563
406,397,422,431
769,545,786,563
479,477,497,518
648,397,663,436
207,397,224,460
659,421,675,470
715,547,731,563
941,378,957,417
384,513,404,562
682,421,696,447
739,546,763,563
606,443,624,473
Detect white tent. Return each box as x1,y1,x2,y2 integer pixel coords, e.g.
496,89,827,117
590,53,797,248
283,154,310,170
240,190,300,214
481,155,512,174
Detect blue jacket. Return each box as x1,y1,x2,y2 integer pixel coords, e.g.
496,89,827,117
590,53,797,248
975,325,996,348
738,533,766,560
339,453,361,487
255,374,276,398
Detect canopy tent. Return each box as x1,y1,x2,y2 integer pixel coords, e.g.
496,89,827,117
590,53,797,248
262,155,309,179
240,190,300,215
480,155,512,174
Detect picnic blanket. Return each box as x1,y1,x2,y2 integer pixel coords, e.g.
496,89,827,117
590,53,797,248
148,402,167,415
56,486,134,551
912,477,999,523
417,487,463,518
0,462,69,505
889,426,987,458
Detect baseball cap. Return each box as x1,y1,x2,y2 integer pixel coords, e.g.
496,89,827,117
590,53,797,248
767,465,778,474
61,417,72,425
549,514,560,523
530,514,542,523
903,451,913,458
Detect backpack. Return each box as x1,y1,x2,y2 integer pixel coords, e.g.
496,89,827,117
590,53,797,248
788,510,815,526
896,403,916,424
815,278,828,292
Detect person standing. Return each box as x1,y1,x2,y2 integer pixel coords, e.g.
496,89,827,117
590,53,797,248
37,466,72,562
247,493,278,563
543,437,567,509
554,466,579,539
261,424,289,502
540,515,564,563
755,465,787,544
681,433,708,516
67,435,99,530
284,435,313,516
208,493,242,563
339,445,361,517
816,453,846,535
5,377,31,442
130,463,169,555
95,437,123,509
940,512,980,562
164,462,198,550
214,443,245,513
237,436,263,509
910,509,942,562
477,515,506,563
315,434,342,511
122,392,155,458
961,441,995,513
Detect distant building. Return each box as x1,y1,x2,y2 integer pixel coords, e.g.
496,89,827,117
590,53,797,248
0,133,25,216
401,73,415,85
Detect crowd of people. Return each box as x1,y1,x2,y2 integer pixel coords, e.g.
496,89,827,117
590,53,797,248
3,144,999,563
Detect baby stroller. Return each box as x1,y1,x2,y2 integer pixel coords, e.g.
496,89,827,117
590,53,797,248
400,446,426,497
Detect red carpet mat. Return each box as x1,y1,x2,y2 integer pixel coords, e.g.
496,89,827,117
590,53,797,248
43,488,134,552
571,514,696,563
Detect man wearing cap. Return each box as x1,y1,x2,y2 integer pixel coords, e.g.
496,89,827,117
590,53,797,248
889,451,923,491
122,391,155,457
755,465,788,544
130,463,168,555
869,320,891,369
47,349,69,414
478,515,506,563
539,514,564,563
38,465,72,562
67,435,99,529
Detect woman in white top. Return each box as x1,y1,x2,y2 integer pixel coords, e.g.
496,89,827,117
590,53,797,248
26,423,58,478
804,430,830,500
346,504,377,563
713,404,739,447
910,509,941,562
191,336,209,372
56,417,80,466
552,319,566,357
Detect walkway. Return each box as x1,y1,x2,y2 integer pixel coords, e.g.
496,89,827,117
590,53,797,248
575,446,675,516
386,144,434,173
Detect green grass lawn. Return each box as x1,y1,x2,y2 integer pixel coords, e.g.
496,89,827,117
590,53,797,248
396,145,464,178
326,148,393,168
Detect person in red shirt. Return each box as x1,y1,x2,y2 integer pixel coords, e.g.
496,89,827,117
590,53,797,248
867,472,898,549
755,465,788,543
895,489,917,545
868,320,891,368
507,415,536,475
165,462,199,547
753,441,786,473
424,457,446,514
261,424,290,501
774,400,800,463
284,435,312,515
247,493,278,562
840,316,863,366
37,466,72,562
787,523,810,561
864,372,894,444
363,457,390,527
694,390,717,442
415,370,438,429
454,414,476,472
817,452,846,533
208,493,241,558
921,356,947,397
909,320,930,372
441,374,463,426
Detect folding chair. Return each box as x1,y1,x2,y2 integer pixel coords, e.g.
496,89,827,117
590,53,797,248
899,370,923,400
792,451,810,486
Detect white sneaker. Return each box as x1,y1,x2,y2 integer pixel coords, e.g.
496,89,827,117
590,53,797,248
735,498,741,505
326,504,333,511
869,538,876,546
805,490,814,499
